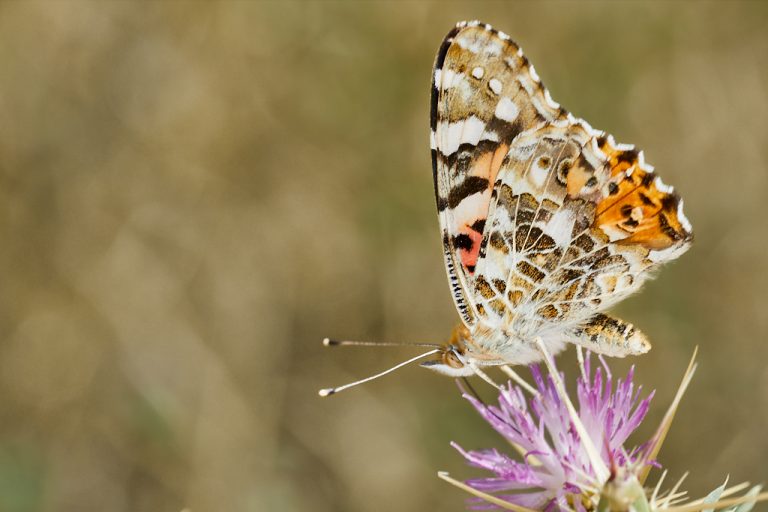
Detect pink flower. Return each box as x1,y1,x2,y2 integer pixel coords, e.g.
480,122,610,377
453,353,652,510
441,346,768,511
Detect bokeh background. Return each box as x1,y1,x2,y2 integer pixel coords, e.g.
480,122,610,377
0,1,767,511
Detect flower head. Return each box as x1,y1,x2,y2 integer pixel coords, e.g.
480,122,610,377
453,353,653,510
441,346,768,512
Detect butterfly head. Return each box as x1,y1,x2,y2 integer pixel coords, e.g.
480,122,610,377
420,324,477,376
420,349,474,376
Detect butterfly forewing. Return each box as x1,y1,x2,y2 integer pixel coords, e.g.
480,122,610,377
430,22,566,326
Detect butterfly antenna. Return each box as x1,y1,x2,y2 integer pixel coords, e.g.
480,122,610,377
318,348,441,397
323,337,441,349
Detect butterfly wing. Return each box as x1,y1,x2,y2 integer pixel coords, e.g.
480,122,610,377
431,22,693,356
431,21,567,327
475,122,692,341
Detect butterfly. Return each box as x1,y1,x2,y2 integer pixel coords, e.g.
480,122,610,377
319,20,692,395
423,20,692,376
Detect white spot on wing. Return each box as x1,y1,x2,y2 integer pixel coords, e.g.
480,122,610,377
546,209,576,248
543,89,560,110
433,68,441,86
457,35,478,53
494,97,519,122
677,199,692,232
471,66,484,79
485,40,503,55
611,138,634,152
452,190,487,222
441,69,459,89
437,69,473,100
654,176,674,194
529,64,540,82
517,76,535,96
637,151,654,172
440,115,487,154
530,158,550,188
648,243,689,263
457,33,502,55
489,78,503,95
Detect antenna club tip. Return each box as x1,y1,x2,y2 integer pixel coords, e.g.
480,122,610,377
318,388,335,397
322,338,336,346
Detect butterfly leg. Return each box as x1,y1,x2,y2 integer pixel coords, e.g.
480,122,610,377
500,365,539,396
568,313,651,357
467,361,503,391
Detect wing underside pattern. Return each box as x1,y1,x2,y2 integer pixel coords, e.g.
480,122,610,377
430,21,692,357
431,22,567,326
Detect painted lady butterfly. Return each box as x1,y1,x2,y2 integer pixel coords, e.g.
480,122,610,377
319,21,692,395
424,21,692,376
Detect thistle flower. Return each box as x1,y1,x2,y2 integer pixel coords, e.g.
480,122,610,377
451,351,651,510
439,341,768,512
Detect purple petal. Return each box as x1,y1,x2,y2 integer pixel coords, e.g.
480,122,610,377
454,350,657,510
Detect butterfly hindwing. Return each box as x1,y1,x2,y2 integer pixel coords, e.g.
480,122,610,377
476,120,692,340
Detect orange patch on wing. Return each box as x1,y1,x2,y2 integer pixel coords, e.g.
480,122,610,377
488,144,509,184
566,165,590,196
459,228,484,273
468,143,509,183
463,144,508,273
594,144,688,250
452,144,510,274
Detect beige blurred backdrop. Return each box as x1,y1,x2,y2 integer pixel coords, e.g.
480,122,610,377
0,1,767,511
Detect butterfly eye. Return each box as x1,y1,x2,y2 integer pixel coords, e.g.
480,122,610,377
444,349,466,369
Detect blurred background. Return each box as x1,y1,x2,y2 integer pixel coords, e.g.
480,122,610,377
0,1,767,511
